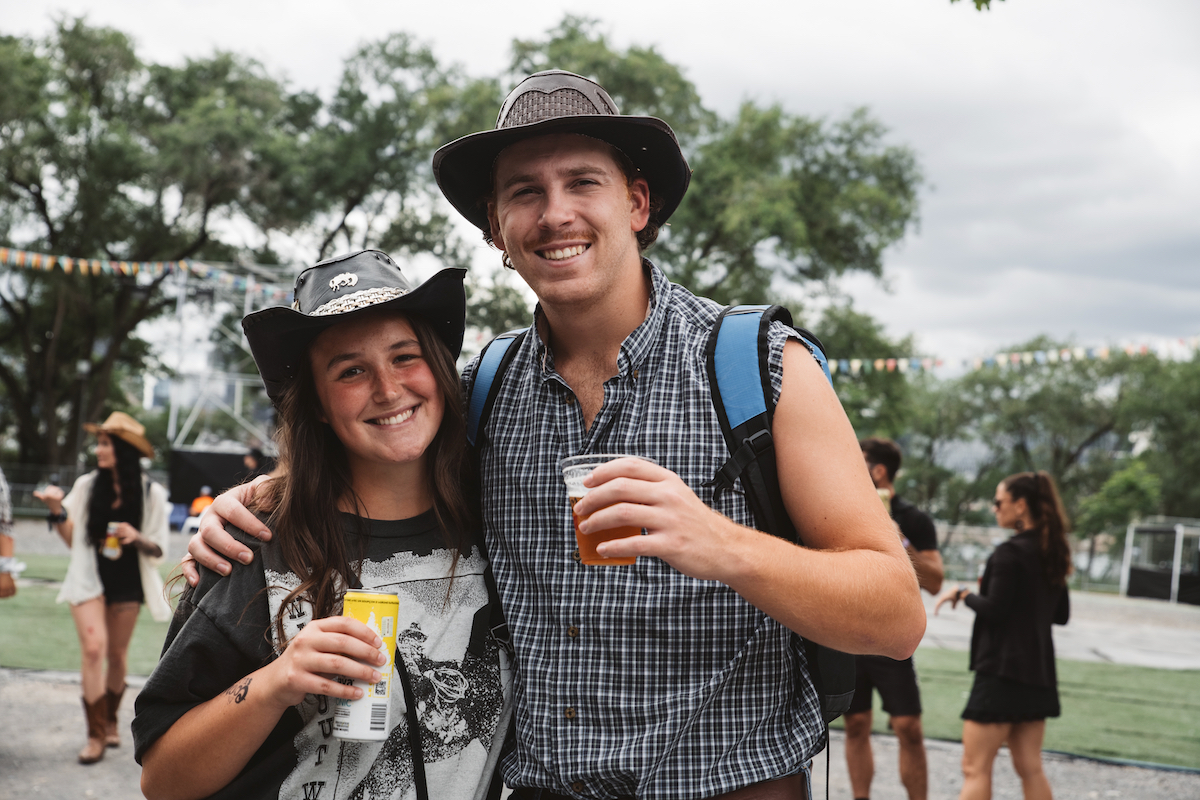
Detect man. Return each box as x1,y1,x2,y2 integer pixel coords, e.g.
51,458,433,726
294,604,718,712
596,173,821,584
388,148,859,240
189,71,925,799
845,438,944,800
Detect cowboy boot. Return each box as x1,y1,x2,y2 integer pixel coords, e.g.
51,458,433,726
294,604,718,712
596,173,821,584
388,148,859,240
104,685,126,747
79,696,106,764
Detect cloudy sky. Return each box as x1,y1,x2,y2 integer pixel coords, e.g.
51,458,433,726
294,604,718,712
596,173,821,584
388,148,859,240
9,0,1200,368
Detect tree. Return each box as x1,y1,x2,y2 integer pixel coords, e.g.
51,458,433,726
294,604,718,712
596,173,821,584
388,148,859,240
1075,459,1161,582
816,303,916,436
961,338,1143,514
1122,355,1200,518
303,34,496,264
895,374,1004,525
1076,460,1161,535
661,104,922,305
897,338,1149,530
496,17,923,308
1,16,927,468
0,19,304,465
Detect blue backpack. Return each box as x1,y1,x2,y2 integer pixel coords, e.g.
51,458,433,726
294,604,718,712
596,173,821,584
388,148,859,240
466,305,855,725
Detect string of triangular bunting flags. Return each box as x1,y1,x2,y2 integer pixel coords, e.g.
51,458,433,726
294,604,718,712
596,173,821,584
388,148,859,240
4,246,1197,376
0,246,295,303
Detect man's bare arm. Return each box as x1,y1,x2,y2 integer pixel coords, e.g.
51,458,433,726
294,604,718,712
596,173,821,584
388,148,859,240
908,547,944,595
584,340,926,658
182,476,272,586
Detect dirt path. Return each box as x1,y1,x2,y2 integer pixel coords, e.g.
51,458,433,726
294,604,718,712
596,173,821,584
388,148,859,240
2,667,1196,800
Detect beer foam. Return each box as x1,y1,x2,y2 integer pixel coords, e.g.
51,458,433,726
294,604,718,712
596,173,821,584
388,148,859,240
562,472,591,497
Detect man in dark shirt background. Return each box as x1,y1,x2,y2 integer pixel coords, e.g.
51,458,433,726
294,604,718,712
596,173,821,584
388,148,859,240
846,437,944,800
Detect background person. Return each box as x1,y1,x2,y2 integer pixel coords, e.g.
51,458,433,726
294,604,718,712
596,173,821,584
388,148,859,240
845,438,944,800
135,251,508,800
0,465,21,598
935,471,1072,800
189,486,215,517
32,411,170,764
242,447,269,481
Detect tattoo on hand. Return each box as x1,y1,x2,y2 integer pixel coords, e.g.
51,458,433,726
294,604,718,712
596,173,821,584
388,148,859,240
225,677,252,704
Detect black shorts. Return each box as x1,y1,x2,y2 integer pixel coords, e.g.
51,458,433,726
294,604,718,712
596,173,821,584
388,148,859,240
847,655,922,717
962,672,1060,723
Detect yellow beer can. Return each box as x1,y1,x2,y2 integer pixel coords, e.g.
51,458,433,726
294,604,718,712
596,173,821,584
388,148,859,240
334,589,399,741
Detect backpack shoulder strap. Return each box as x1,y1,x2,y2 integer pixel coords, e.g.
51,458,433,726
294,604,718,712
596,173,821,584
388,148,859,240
705,305,803,541
467,328,529,448
464,328,528,662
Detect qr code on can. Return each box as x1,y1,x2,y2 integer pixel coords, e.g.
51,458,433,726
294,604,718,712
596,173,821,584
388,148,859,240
374,678,388,694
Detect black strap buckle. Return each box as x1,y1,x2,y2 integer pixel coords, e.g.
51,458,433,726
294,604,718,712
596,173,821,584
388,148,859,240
705,429,775,498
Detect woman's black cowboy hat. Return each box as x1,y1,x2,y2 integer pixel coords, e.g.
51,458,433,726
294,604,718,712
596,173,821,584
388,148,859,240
432,70,691,233
242,250,466,402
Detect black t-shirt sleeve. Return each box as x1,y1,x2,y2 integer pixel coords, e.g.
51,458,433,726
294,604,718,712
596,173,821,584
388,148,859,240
132,530,280,765
892,498,939,552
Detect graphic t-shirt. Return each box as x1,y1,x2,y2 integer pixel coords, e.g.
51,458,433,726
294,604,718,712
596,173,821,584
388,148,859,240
133,510,509,800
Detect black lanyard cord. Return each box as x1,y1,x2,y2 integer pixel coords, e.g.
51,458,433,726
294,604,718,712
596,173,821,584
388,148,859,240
395,652,429,800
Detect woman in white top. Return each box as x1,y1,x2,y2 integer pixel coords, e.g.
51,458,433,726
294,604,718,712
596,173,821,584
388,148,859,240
34,411,169,763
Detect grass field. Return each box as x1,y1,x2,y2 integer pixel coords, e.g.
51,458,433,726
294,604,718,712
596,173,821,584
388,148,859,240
0,553,180,674
839,647,1200,769
4,554,1198,768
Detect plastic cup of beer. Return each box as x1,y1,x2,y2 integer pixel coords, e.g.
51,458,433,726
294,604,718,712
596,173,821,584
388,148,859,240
559,454,656,566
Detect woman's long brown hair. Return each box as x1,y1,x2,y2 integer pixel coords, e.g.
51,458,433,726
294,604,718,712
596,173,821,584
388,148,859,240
1002,471,1073,588
254,312,477,649
86,434,145,545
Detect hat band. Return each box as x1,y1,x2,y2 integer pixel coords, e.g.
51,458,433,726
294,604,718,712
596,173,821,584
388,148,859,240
310,287,409,316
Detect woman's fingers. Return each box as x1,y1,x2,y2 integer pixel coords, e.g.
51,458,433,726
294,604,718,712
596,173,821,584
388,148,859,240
266,618,389,707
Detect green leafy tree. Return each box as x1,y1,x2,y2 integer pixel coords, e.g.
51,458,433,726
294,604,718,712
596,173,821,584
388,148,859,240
662,105,921,305
1076,460,1161,535
1122,355,1200,517
896,374,1004,524
816,303,915,435
493,17,923,309
947,337,1147,522
508,16,712,145
305,34,495,264
0,19,304,464
1075,459,1162,583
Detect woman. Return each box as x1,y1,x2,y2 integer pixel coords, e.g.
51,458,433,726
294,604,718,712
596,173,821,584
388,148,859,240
935,471,1072,800
133,250,509,800
33,411,170,764
0,465,21,599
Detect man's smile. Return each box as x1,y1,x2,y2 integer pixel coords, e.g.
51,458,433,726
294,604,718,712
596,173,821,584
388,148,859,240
537,243,590,261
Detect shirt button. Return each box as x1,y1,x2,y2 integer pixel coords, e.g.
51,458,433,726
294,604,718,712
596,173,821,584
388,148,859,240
564,395,575,405
572,782,584,793
564,707,576,720
567,626,579,638
572,548,581,562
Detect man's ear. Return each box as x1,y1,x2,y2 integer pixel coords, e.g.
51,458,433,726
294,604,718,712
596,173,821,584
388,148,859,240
487,201,506,252
628,177,650,232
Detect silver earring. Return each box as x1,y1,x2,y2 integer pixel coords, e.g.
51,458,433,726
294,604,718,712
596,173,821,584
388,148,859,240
501,252,514,270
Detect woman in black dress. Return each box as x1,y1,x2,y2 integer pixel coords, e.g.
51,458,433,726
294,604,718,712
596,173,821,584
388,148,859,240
935,471,1071,800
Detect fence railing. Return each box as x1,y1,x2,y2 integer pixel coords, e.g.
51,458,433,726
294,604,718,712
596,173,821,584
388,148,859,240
2,463,169,517
936,521,1122,592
